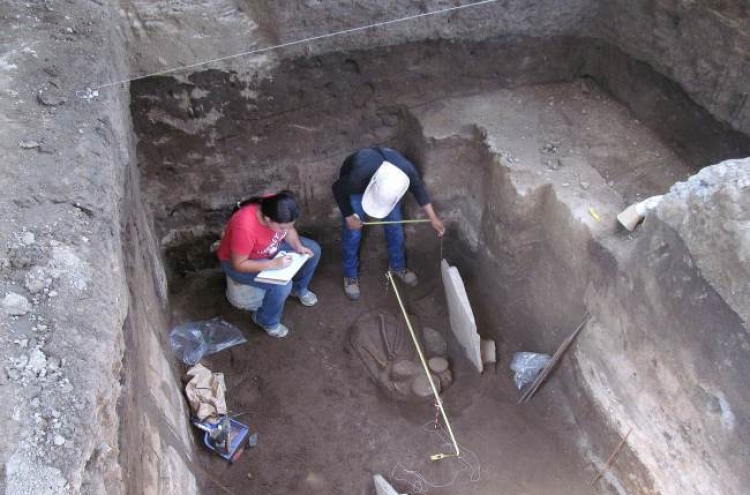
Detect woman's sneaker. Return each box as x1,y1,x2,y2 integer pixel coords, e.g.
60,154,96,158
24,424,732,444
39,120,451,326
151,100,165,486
292,290,318,307
344,277,361,300
252,314,289,338
391,268,418,287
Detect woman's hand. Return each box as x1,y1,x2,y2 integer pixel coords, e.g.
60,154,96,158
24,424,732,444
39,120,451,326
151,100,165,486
269,254,293,270
297,246,315,257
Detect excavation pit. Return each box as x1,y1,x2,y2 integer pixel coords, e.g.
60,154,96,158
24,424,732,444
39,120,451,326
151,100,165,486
4,3,750,494
130,37,750,495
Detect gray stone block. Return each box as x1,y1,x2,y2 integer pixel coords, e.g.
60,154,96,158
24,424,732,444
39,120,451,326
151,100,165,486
441,260,483,373
374,474,401,495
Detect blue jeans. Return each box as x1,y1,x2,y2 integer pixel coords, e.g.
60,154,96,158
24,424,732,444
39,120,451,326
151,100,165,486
341,194,405,279
221,237,321,328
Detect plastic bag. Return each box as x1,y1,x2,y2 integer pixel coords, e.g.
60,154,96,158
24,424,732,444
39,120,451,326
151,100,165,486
510,352,551,390
169,317,247,365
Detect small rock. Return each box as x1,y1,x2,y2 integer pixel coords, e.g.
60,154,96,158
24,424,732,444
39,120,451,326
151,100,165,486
96,442,112,457
53,434,66,446
51,410,61,419
580,181,591,190
7,368,21,381
437,369,453,391
607,180,615,188
37,93,67,107
2,292,31,316
481,339,497,364
540,142,557,153
21,232,35,246
428,357,449,374
19,141,40,149
411,373,441,398
38,143,57,154
390,360,420,381
27,349,47,374
422,327,448,358
25,267,49,294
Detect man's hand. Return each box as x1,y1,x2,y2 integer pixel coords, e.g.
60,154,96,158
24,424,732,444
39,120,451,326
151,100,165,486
431,217,446,237
422,203,445,237
345,214,363,231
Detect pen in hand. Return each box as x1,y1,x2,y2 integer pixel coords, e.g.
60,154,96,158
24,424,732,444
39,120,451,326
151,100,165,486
271,251,294,269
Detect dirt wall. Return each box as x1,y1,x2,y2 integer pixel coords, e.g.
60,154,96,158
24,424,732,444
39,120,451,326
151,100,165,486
420,129,750,495
130,37,589,273
121,0,595,76
121,0,750,140
0,1,132,493
0,1,202,493
120,164,200,495
594,0,750,136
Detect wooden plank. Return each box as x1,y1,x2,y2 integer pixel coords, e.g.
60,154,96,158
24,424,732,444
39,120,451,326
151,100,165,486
518,312,590,404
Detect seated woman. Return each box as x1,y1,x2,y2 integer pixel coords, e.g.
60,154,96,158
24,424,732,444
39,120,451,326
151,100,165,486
217,190,320,338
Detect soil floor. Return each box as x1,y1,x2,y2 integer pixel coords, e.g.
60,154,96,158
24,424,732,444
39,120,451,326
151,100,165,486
172,234,598,495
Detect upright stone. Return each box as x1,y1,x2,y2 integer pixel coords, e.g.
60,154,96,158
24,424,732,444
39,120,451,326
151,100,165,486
441,260,483,372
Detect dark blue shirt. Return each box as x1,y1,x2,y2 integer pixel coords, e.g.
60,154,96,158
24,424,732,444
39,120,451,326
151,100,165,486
332,147,431,218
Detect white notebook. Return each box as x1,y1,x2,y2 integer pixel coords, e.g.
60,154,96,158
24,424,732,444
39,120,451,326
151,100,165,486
254,251,311,285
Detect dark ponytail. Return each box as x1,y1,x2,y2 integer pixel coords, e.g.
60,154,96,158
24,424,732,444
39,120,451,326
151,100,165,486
232,190,300,223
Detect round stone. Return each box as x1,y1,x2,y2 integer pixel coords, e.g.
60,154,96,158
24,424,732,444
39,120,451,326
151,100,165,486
391,360,420,381
428,357,449,374
437,369,453,391
422,328,448,357
411,374,441,398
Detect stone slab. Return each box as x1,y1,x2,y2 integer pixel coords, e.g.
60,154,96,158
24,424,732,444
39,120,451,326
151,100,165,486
374,474,401,495
441,260,483,372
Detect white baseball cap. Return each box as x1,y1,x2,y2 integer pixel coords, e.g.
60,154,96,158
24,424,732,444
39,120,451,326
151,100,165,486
362,161,410,219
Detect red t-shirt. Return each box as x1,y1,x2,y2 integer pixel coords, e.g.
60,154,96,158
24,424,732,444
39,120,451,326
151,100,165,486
217,204,287,261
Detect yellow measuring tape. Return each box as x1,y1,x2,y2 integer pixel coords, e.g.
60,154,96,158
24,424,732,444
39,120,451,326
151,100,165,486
385,270,460,461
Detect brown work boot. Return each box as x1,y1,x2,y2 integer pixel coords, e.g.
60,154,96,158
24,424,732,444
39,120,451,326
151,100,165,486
391,268,418,287
344,277,361,301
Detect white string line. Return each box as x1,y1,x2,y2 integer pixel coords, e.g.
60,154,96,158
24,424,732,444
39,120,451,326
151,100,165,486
389,421,481,494
91,0,501,90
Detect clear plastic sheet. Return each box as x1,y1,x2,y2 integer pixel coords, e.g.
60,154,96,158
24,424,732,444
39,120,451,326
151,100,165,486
510,352,551,390
169,317,247,365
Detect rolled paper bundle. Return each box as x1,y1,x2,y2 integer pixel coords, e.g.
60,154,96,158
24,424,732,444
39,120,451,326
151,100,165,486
617,195,664,231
